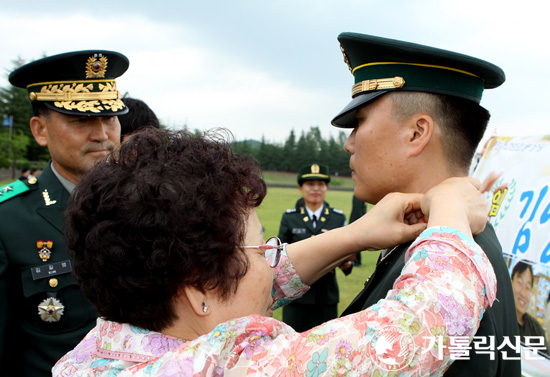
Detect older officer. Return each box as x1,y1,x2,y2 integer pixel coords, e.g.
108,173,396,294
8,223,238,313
0,50,129,377
278,163,349,332
333,33,520,376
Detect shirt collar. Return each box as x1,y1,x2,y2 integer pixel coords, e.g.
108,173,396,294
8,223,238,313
305,205,323,220
50,163,76,194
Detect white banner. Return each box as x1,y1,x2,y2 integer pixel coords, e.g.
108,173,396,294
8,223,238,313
473,136,550,334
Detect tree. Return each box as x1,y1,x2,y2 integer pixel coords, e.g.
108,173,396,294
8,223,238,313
0,57,50,163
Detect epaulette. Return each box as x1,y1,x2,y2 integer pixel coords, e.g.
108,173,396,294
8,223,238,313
285,208,297,213
0,179,30,204
332,208,344,215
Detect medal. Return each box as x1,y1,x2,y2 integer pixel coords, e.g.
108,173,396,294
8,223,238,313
37,240,53,262
38,297,64,322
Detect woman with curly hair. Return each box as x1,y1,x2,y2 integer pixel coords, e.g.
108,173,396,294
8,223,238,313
54,127,496,376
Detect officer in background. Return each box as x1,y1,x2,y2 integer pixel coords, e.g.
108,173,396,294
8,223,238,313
278,163,350,332
0,50,129,377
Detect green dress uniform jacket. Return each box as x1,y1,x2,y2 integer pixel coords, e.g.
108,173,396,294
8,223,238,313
278,202,347,331
0,163,97,377
341,223,521,377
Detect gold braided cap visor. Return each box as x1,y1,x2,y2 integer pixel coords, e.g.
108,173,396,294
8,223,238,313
351,62,484,103
26,79,126,114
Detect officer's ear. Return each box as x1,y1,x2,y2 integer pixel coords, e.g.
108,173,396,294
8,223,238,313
30,115,49,147
405,113,434,157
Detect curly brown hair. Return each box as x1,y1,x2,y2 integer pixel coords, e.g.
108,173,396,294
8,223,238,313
64,128,266,331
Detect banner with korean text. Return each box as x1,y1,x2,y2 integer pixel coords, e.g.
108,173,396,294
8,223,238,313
473,135,550,346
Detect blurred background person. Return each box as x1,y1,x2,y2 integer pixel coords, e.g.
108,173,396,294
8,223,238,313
18,167,30,181
119,96,160,141
278,163,350,332
511,260,550,354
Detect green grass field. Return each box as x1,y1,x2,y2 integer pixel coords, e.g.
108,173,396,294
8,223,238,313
1,171,378,322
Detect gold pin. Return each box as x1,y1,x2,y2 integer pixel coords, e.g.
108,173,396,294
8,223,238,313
303,216,309,222
49,278,58,288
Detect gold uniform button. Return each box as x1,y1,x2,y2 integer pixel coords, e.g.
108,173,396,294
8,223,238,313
49,278,58,288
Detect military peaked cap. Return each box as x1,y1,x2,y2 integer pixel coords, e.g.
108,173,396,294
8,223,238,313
9,50,129,116
332,33,505,128
297,164,331,185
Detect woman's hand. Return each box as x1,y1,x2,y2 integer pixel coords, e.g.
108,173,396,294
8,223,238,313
346,192,428,251
421,177,486,237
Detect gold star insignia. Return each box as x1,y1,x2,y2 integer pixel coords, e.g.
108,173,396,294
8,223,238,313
38,297,64,322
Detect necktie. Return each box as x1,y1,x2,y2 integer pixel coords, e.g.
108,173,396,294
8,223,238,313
312,214,317,229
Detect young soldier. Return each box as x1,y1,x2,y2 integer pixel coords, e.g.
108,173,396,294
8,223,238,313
332,33,520,376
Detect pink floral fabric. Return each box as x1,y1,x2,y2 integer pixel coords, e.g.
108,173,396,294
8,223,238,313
53,226,496,376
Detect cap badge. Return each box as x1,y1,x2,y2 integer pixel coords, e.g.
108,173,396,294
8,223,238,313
42,189,57,206
311,164,320,174
86,53,108,79
340,45,352,73
38,297,64,322
37,240,53,262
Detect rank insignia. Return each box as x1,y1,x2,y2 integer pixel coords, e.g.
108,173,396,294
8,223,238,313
0,185,13,196
38,297,64,322
37,240,53,261
42,189,57,206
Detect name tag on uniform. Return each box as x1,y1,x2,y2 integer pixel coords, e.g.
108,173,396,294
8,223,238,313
31,260,72,280
292,228,306,234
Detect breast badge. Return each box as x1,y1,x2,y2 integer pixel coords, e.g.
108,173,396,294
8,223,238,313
38,297,64,322
37,240,53,262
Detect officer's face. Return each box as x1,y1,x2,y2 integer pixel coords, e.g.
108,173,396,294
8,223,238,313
344,95,409,204
299,180,328,208
30,111,121,184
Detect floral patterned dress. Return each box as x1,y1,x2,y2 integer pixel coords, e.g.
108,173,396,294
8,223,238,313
53,227,497,376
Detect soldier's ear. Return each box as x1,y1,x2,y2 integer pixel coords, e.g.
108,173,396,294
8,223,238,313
405,113,434,157
30,116,49,147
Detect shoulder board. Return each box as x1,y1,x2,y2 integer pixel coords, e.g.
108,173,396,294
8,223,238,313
0,180,30,204
331,208,344,215
285,208,297,213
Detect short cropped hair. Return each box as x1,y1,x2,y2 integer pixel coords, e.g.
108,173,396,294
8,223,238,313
511,260,534,288
119,97,160,140
389,92,491,172
31,101,51,118
65,128,266,331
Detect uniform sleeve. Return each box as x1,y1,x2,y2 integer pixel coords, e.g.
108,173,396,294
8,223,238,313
277,213,292,244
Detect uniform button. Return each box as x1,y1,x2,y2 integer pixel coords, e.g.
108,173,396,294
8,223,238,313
49,278,58,288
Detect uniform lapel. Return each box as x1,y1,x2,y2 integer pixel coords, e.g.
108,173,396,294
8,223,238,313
300,206,317,234
35,164,70,233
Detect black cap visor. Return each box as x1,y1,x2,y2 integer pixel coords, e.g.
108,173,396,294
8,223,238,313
331,91,387,128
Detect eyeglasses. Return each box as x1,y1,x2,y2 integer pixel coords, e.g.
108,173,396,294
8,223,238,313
239,237,283,268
